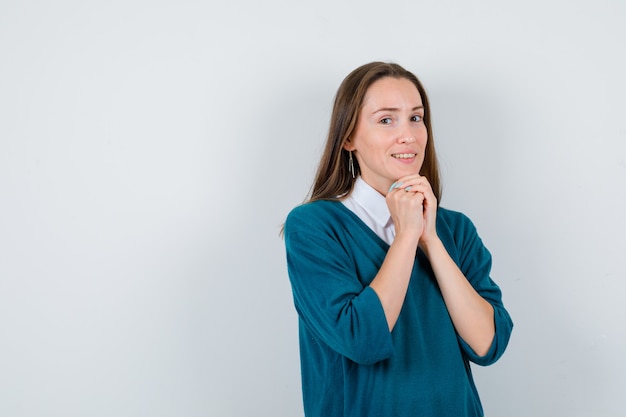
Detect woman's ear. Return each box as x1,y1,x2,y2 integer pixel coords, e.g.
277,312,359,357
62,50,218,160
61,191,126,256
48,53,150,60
343,138,356,152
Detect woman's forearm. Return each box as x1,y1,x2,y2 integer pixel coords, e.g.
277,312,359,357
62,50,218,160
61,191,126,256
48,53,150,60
369,232,420,331
421,238,495,356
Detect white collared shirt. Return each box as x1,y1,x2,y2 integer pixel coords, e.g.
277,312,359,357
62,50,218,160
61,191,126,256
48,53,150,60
341,177,395,245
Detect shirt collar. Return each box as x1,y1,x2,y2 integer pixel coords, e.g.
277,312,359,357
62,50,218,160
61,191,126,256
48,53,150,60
350,177,393,228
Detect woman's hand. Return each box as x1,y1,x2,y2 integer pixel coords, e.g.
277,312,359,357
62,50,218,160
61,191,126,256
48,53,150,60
386,174,438,247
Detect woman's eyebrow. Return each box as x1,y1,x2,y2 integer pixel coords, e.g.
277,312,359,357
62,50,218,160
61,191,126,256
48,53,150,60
372,105,424,114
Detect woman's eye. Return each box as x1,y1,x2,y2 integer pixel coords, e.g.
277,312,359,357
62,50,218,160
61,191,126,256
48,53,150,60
380,117,392,125
411,115,422,122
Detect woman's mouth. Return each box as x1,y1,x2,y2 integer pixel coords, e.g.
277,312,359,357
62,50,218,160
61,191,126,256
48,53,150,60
392,153,416,159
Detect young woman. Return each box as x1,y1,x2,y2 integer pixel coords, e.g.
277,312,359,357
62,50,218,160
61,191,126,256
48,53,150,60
284,62,513,417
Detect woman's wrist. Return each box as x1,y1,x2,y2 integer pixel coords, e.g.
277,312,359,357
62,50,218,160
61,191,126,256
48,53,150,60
418,234,443,257
393,229,421,247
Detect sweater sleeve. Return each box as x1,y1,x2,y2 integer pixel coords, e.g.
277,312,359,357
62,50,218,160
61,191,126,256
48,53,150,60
284,210,395,365
444,211,514,366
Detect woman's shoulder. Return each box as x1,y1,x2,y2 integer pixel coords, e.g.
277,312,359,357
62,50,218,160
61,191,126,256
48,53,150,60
285,199,351,233
437,206,478,235
437,206,470,222
287,199,341,218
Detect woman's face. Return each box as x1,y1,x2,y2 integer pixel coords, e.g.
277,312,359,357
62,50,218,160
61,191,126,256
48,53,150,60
344,77,427,195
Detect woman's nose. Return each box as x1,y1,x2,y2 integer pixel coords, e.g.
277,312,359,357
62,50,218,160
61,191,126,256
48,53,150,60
398,136,415,144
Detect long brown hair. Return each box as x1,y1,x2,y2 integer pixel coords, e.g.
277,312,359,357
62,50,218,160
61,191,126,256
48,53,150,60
308,62,441,203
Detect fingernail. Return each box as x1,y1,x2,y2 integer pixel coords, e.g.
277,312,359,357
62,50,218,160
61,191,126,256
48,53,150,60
388,181,403,192
404,186,412,191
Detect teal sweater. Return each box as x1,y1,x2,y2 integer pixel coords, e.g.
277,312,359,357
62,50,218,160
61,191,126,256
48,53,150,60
284,200,513,417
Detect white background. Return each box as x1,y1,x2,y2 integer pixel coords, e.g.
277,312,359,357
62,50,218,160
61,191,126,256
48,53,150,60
1,0,625,416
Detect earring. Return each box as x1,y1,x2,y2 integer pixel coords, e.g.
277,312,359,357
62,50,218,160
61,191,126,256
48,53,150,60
348,151,355,179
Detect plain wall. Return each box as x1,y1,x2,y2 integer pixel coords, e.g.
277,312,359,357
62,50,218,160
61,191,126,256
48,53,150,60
1,0,625,416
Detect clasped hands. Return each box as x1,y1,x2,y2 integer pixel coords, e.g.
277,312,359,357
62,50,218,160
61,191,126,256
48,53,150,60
386,174,438,247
